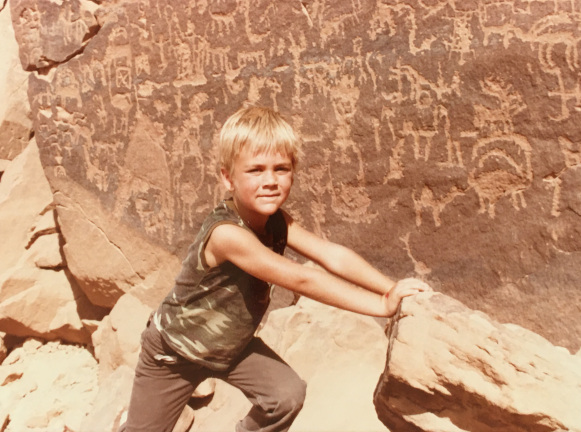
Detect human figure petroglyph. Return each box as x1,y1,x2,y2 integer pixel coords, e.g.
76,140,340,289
54,68,82,114
242,0,276,44
544,136,581,217
382,63,462,183
135,54,151,77
327,74,377,223
168,94,214,232
14,4,42,67
527,12,581,121
246,76,282,111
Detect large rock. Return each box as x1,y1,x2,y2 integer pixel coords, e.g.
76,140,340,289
91,292,152,380
0,139,52,273
79,365,135,432
0,140,101,344
374,292,581,431
21,0,581,352
0,338,99,432
0,4,32,161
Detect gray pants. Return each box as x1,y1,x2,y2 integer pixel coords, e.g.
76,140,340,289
119,321,306,432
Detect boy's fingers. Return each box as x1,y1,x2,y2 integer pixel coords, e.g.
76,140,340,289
395,278,433,292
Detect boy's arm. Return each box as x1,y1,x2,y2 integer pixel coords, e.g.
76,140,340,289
205,223,395,317
282,211,432,302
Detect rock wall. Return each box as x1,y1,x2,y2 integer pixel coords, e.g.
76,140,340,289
374,292,581,431
2,0,581,430
8,0,581,351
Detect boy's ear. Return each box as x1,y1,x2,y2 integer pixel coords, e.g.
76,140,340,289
220,167,234,192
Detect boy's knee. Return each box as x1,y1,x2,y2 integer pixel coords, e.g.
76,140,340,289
274,378,307,415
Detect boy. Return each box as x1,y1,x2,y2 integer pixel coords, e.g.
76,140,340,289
120,106,432,432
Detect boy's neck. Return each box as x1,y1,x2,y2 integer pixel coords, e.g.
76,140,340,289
232,199,268,235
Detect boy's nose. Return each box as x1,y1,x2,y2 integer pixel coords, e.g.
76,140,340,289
263,171,277,185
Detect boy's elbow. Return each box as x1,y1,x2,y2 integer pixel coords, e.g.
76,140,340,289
286,266,320,297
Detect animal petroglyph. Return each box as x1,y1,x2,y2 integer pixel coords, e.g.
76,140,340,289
413,186,463,228
468,77,533,218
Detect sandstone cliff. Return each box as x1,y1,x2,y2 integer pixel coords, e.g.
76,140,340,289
1,0,581,431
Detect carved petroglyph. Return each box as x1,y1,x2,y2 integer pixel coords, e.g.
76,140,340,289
468,78,533,218
25,1,578,240
469,136,533,219
400,232,431,276
171,95,216,233
10,0,98,70
413,186,463,228
544,136,581,217
527,13,581,122
383,62,463,185
480,4,581,122
328,73,377,223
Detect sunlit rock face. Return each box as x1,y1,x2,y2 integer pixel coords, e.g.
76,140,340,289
11,0,581,350
374,293,581,432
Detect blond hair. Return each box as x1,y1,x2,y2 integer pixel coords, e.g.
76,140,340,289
219,106,300,174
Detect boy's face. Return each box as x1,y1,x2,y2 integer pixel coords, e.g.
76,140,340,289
221,147,294,225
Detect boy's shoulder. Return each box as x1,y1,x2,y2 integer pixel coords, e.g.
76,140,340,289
205,199,245,227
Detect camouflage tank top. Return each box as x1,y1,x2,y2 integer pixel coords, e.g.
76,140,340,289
153,198,287,371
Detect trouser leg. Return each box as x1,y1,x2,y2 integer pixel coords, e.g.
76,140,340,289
120,323,209,432
221,338,307,432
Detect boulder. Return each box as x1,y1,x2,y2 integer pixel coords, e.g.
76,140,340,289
261,297,389,432
0,265,93,344
0,4,32,161
0,140,102,344
0,338,99,432
374,292,581,432
91,292,153,381
80,365,135,432
0,140,52,273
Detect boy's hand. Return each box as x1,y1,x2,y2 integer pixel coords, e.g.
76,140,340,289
382,278,433,317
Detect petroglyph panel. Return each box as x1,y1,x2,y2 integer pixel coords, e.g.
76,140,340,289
27,0,581,350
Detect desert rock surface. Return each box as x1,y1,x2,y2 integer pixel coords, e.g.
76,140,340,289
1,0,581,431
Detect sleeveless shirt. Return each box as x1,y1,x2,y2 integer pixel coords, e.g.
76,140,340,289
153,198,287,371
